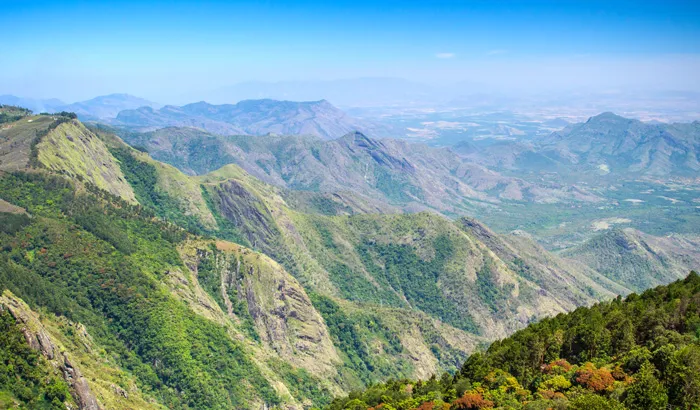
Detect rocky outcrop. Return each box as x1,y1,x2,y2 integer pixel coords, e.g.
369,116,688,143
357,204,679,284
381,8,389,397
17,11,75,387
62,354,101,410
180,239,341,379
0,291,102,410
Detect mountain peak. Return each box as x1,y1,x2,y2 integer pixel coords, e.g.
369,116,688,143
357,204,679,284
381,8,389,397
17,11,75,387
338,130,374,145
586,112,630,123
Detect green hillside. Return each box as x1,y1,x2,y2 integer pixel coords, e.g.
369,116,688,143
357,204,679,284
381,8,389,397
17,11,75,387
0,114,482,407
328,272,700,410
0,113,696,409
562,228,700,292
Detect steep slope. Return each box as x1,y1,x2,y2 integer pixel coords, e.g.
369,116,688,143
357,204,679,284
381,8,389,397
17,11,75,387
0,113,136,203
0,116,339,408
562,228,700,292
328,273,700,410
102,127,635,385
0,172,290,409
0,291,164,410
59,93,160,120
36,118,137,203
190,164,624,339
114,99,394,139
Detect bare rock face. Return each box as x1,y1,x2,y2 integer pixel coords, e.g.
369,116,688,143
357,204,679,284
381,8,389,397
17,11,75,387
62,354,101,410
0,291,102,410
182,239,341,379
220,243,341,377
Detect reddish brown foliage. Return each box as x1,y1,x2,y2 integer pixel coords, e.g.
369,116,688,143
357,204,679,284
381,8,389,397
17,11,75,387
575,363,615,392
414,401,435,410
452,392,494,409
542,359,573,374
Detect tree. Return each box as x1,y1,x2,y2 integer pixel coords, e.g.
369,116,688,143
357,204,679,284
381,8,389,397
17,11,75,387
568,394,625,410
451,392,493,409
623,362,668,410
574,363,615,392
460,353,489,383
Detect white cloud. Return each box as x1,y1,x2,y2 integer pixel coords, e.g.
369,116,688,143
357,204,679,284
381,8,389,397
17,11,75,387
435,52,455,59
487,49,508,55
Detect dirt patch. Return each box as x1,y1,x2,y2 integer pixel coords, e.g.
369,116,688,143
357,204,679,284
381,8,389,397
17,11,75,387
0,198,26,214
215,240,240,252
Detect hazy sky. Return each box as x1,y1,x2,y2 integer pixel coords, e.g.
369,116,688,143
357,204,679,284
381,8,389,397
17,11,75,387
2,0,699,102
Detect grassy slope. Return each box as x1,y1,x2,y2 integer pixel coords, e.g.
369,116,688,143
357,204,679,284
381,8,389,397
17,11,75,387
37,119,137,203
92,122,695,391
0,117,341,407
0,290,163,410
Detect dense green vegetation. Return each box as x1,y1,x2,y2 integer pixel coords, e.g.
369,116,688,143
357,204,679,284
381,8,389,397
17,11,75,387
267,358,335,407
328,273,700,409
356,237,479,333
0,309,73,409
3,113,698,409
0,212,30,235
0,105,31,124
109,146,251,245
310,293,411,386
0,172,278,409
109,147,208,234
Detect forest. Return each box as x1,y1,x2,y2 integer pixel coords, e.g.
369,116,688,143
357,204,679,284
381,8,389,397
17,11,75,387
327,272,700,410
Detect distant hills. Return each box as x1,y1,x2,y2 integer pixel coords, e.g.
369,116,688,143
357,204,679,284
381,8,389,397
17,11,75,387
58,93,161,120
0,93,160,120
113,99,394,139
459,112,700,178
0,95,65,113
1,105,698,409
3,94,396,139
117,127,600,214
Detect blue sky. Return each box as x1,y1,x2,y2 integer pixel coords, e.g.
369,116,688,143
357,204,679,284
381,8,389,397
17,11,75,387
1,0,699,102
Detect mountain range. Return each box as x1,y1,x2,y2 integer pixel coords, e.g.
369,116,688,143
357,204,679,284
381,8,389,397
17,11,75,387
0,93,160,120
457,112,700,179
113,99,395,139
59,93,161,120
116,126,601,215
